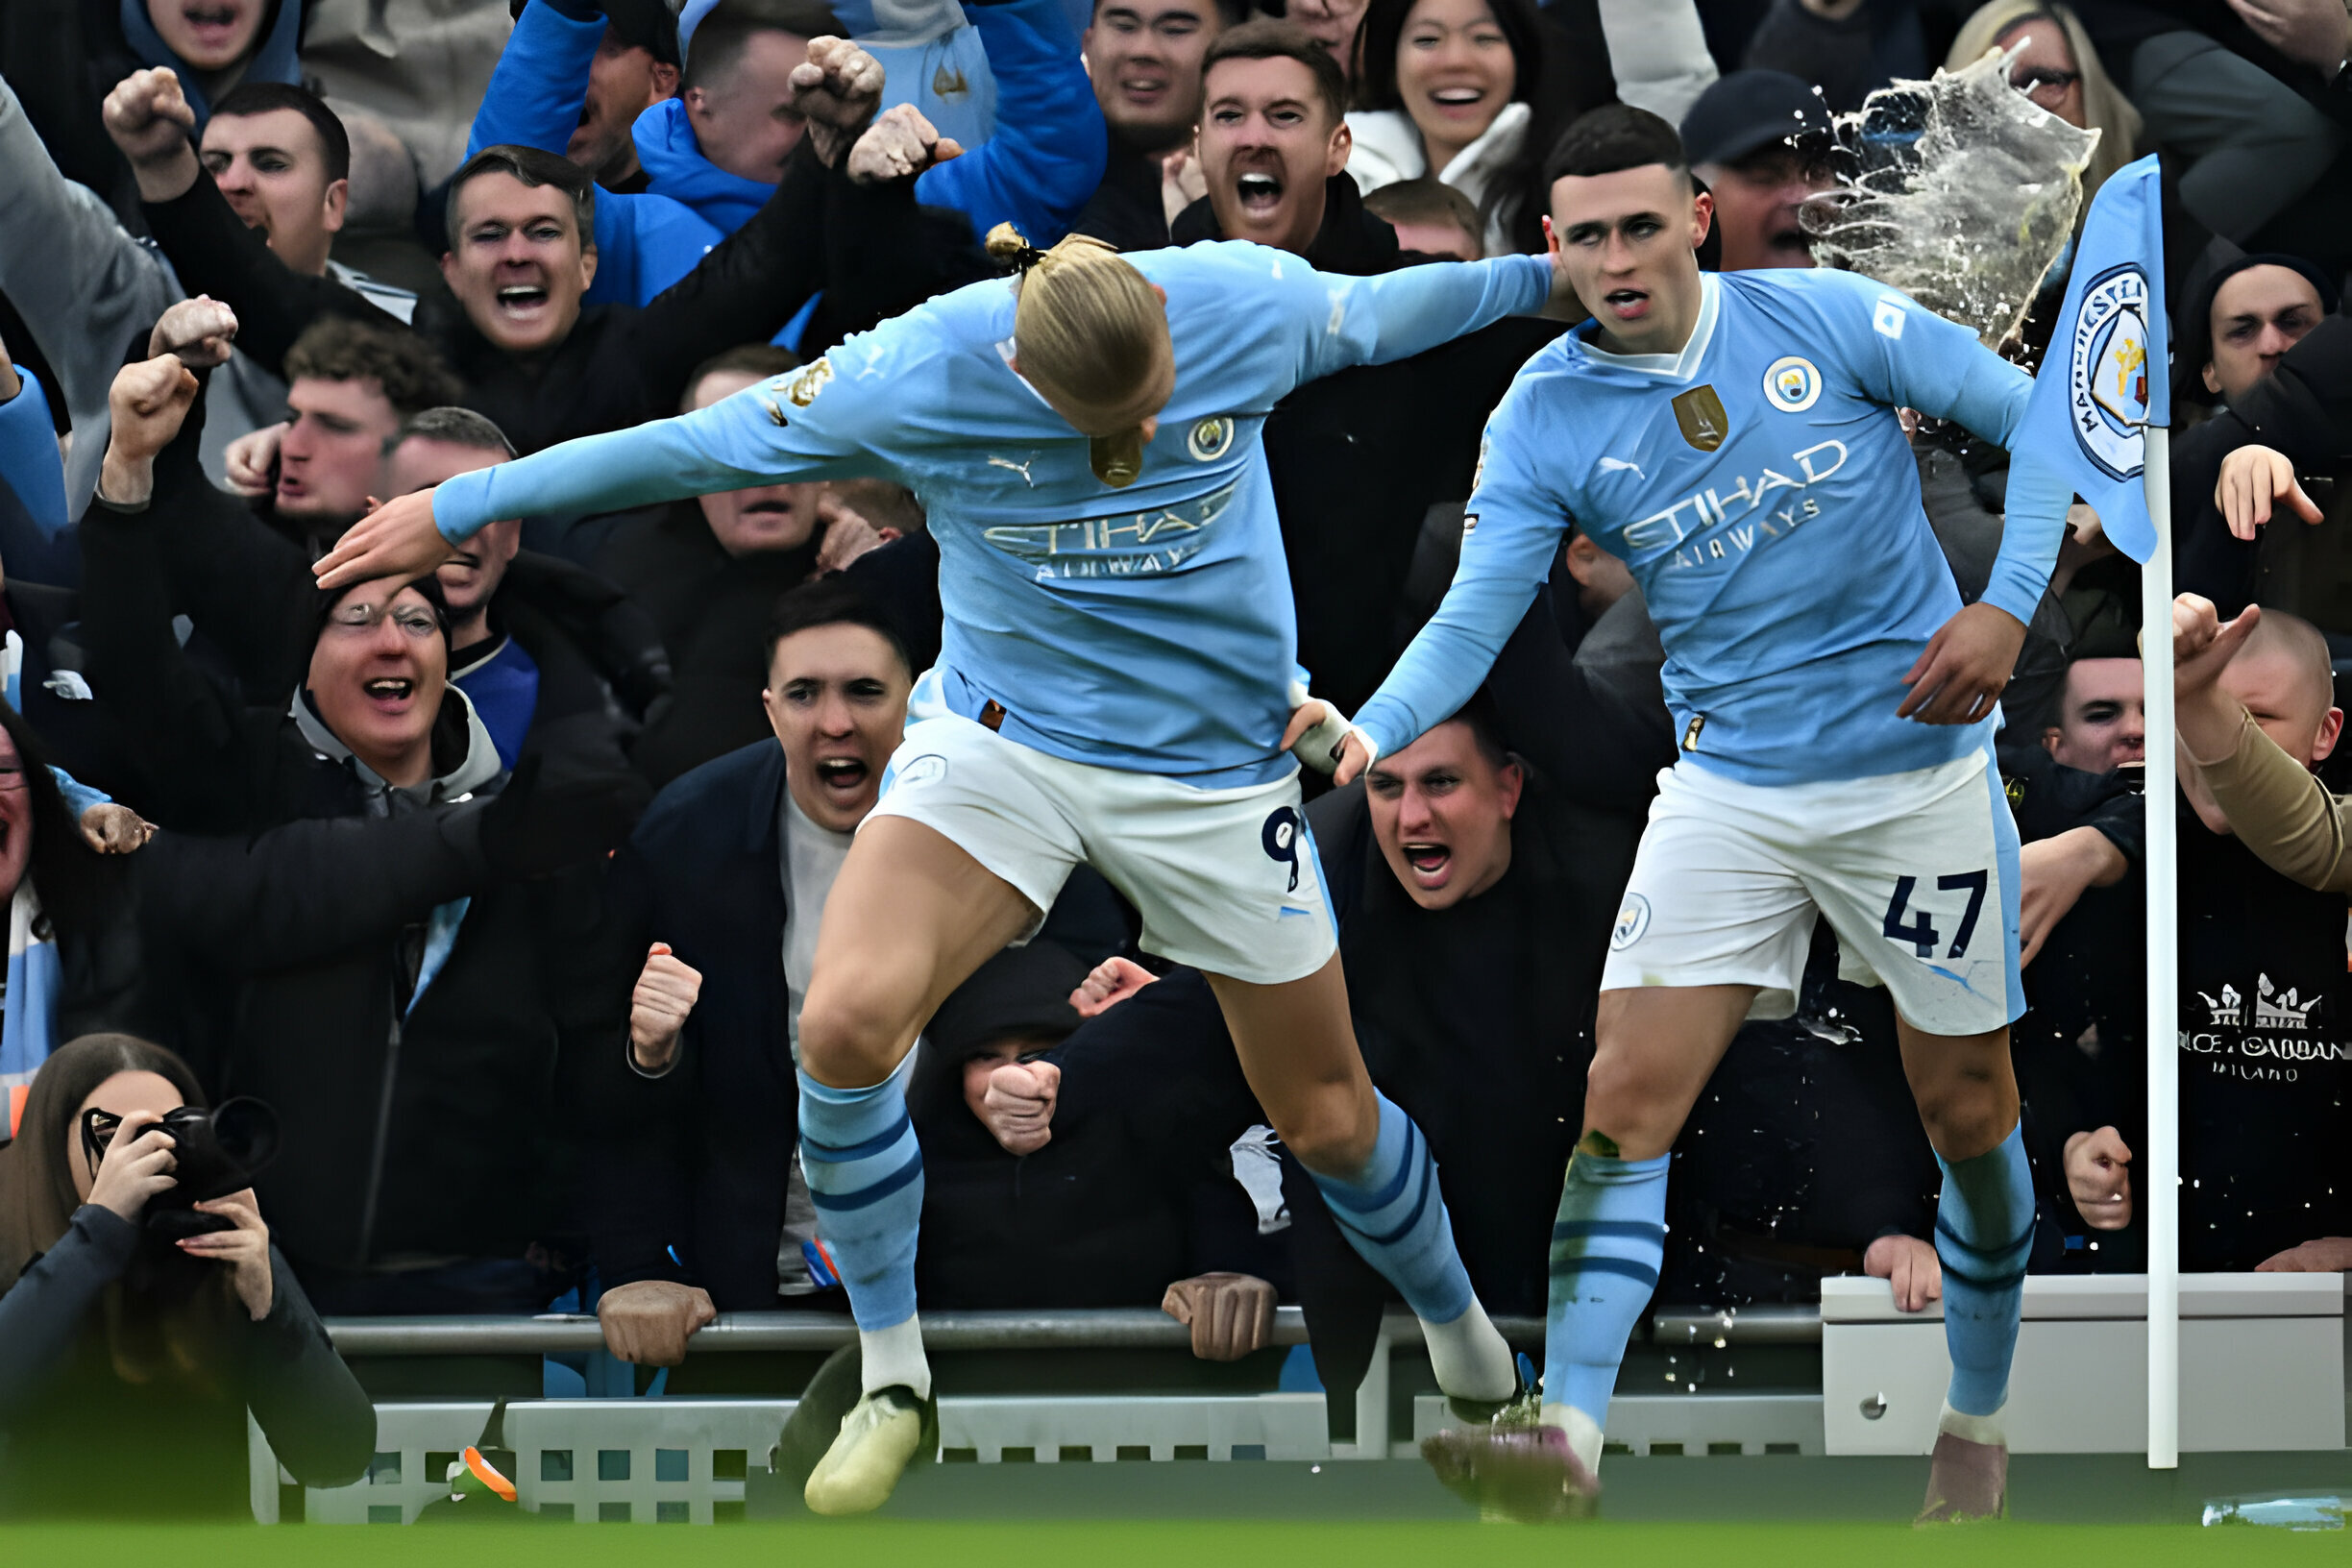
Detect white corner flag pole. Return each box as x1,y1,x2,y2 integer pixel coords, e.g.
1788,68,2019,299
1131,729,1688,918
2140,423,2180,1470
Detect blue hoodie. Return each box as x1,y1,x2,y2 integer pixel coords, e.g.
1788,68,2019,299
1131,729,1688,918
468,1,724,306
640,0,1105,245
119,0,304,132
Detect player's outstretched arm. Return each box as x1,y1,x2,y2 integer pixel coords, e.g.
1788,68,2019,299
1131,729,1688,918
318,355,894,589
1348,394,1571,766
1290,252,1555,386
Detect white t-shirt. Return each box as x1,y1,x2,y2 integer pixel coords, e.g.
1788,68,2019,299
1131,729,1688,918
781,786,857,1062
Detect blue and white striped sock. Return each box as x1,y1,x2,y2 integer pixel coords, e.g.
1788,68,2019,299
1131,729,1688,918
799,1060,929,1398
1934,1123,2033,1423
1542,1148,1669,1458
1310,1093,1475,1326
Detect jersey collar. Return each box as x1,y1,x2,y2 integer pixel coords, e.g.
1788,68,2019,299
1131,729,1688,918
1573,272,1720,383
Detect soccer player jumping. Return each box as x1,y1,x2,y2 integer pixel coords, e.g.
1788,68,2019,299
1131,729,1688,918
1311,107,2071,1522
319,221,1577,1512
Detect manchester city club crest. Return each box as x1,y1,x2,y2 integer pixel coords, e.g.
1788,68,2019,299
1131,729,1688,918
1187,416,1235,462
2068,264,2152,482
1763,355,1822,413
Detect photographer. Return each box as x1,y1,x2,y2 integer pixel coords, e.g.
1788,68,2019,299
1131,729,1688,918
0,1034,372,1518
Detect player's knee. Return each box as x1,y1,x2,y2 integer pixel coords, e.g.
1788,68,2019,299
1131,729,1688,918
797,981,918,1089
1581,1052,1676,1156
1914,1072,2018,1162
1272,1088,1376,1176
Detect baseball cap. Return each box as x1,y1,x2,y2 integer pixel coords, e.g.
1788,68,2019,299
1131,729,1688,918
1679,70,1834,170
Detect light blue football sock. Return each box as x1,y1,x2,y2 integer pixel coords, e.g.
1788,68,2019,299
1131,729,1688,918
797,1059,922,1336
1543,1148,1670,1429
1310,1092,1475,1326
1933,1123,2034,1419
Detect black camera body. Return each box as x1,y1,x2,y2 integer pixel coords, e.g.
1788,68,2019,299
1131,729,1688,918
80,1099,280,1239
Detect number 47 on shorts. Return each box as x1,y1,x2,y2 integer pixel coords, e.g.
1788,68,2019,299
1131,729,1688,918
1882,870,1988,960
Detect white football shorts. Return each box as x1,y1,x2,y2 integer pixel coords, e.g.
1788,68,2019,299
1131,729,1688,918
1600,746,2023,1038
866,712,1338,987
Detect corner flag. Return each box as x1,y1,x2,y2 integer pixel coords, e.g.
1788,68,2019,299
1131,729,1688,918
2008,155,2169,563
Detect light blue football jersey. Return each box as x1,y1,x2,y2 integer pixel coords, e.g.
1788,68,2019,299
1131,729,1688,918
433,242,1552,785
1357,267,2073,787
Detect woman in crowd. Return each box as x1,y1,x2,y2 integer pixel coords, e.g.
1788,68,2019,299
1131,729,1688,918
0,1033,371,1518
1946,1,2140,205
1342,0,1604,255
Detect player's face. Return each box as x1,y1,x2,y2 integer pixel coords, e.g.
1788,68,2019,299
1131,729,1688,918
2042,657,2144,773
1394,0,1514,158
1693,143,1832,272
764,623,914,833
441,173,598,355
1365,721,1522,910
1086,0,1223,152
2202,266,2324,404
685,29,814,182
1199,56,1351,256
201,109,345,278
1547,163,1711,355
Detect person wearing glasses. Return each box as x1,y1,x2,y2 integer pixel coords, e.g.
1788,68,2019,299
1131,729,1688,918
72,348,649,1315
0,1033,371,1518
1946,4,2143,207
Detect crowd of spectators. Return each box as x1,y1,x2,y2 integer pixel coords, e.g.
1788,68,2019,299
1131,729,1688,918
1,0,2351,1515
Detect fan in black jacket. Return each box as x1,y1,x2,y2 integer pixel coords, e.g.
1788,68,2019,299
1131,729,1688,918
102,53,989,460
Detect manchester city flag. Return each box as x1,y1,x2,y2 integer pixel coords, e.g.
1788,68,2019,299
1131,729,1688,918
2009,154,2169,564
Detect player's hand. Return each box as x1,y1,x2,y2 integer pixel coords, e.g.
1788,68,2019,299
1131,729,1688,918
846,104,963,184
629,943,701,1074
788,37,886,167
1162,1272,1275,1361
980,1060,1060,1155
2063,1126,2133,1230
2216,444,2323,541
314,488,456,590
1863,1234,1942,1313
102,68,202,200
224,421,287,498
1283,698,1374,781
1898,600,2024,724
597,1279,718,1365
2016,825,2125,967
80,801,158,854
178,1187,273,1320
1069,955,1157,1017
2254,1236,2352,1271
147,296,238,370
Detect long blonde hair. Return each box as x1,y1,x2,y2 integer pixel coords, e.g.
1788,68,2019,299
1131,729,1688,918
1947,1,2142,204
985,223,1170,427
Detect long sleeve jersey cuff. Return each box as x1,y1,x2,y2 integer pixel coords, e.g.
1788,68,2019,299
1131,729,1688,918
434,471,493,544
1981,455,2071,625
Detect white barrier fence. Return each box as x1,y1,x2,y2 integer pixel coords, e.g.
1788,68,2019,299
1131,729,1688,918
252,1283,2348,1522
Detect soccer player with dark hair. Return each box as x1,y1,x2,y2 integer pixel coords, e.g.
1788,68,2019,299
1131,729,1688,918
1317,103,2075,1521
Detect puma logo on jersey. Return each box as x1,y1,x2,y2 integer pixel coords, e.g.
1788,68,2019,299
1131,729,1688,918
1596,456,1646,479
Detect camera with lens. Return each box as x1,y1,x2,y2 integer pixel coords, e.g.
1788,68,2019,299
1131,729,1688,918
80,1099,280,1240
